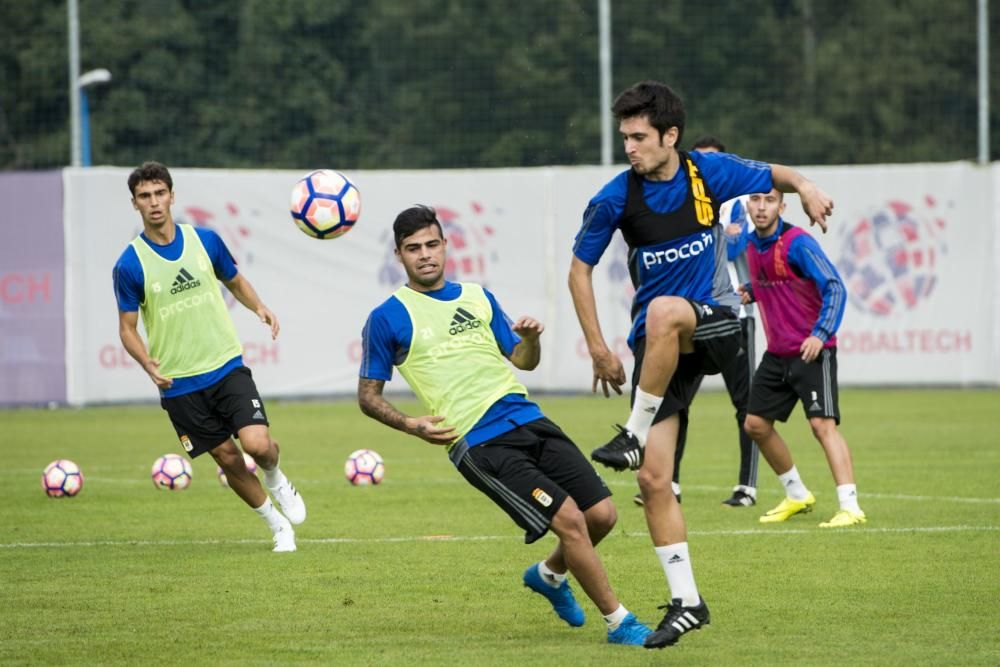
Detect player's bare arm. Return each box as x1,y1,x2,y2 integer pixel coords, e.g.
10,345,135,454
117,309,172,389
357,378,456,445
770,164,834,232
568,257,625,397
223,273,280,339
799,335,825,363
737,283,754,305
509,316,543,370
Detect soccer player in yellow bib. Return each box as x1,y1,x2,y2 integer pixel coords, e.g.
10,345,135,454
357,205,651,646
113,161,306,553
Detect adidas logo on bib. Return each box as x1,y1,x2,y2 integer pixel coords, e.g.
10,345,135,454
170,267,202,294
449,307,482,335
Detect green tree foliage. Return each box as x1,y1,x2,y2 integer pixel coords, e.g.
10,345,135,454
0,0,991,170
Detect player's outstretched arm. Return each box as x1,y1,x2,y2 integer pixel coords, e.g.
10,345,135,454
223,273,279,339
568,257,625,396
509,316,543,370
357,378,456,446
118,310,172,389
771,164,834,233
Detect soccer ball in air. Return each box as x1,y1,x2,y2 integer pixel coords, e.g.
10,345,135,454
216,452,259,487
151,454,193,491
344,449,384,486
41,459,84,497
289,169,361,239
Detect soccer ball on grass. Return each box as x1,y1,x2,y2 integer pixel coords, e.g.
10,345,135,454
344,449,384,486
42,459,84,497
151,454,193,491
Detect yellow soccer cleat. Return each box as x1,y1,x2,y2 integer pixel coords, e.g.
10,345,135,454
819,509,867,528
759,493,816,523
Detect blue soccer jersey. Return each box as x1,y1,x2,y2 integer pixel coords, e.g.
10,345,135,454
360,281,543,446
112,225,243,397
574,151,772,348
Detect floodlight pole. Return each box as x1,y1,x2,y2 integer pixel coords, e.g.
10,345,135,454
68,0,81,166
978,0,989,164
599,0,612,166
79,69,112,167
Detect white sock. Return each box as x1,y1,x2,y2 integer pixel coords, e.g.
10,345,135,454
625,388,663,446
253,498,287,532
837,484,862,513
655,542,700,607
778,465,810,501
603,604,630,631
263,463,285,490
537,560,566,587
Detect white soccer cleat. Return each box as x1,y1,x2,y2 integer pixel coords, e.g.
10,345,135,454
272,522,297,553
271,478,307,525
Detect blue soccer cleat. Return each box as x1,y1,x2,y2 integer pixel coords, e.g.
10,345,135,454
607,612,653,646
523,564,585,627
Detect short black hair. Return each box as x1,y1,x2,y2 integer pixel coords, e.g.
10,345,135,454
611,80,686,146
128,161,173,195
393,205,444,248
691,135,726,152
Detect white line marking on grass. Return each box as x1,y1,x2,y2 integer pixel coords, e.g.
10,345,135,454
862,492,1000,504
2,525,996,549
14,472,1000,504
602,480,1000,504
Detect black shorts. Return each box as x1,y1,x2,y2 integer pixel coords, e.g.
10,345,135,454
632,300,742,424
160,366,270,458
455,418,612,544
748,348,841,424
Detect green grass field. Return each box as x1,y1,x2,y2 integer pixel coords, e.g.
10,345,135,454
2,389,998,665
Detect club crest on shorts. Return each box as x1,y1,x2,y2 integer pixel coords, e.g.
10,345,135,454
179,435,193,452
532,488,553,507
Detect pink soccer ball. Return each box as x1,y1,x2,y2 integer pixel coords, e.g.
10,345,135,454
345,449,385,486
151,454,193,491
42,459,84,497
289,169,361,239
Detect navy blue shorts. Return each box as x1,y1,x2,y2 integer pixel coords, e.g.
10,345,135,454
748,348,841,424
160,366,269,457
632,300,742,424
455,418,611,544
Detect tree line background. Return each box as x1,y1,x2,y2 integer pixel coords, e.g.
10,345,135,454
1,0,996,171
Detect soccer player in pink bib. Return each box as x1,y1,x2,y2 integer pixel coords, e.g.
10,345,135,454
740,187,866,529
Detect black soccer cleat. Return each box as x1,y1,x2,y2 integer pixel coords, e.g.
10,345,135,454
644,597,711,649
591,425,644,471
721,488,756,507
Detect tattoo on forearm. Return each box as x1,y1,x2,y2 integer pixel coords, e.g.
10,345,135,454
358,378,409,432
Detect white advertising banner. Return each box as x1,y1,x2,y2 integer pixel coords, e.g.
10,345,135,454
63,167,554,404
799,162,996,385
63,162,997,405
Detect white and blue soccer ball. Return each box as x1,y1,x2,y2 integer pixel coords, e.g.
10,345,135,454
345,448,384,486
42,459,84,497
289,169,361,239
151,454,193,491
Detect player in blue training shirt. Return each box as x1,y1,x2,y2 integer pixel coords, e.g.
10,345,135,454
568,81,834,650
629,136,762,511
112,161,305,553
358,205,653,646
